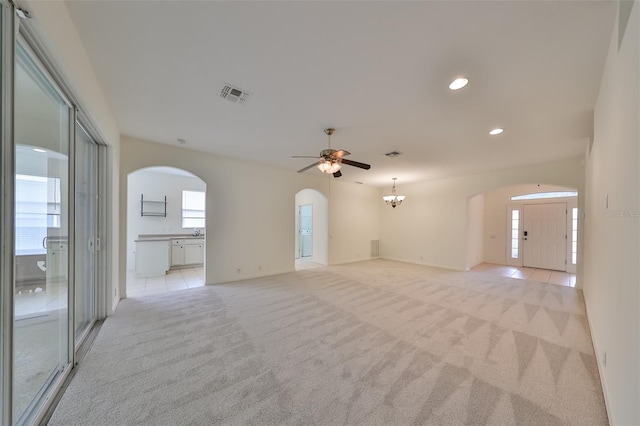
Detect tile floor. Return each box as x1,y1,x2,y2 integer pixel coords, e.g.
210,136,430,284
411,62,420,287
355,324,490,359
471,262,576,287
295,257,325,271
126,267,205,298
126,259,326,298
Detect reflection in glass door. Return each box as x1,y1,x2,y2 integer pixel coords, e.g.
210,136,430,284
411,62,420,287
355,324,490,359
13,40,71,423
299,205,312,258
74,126,97,342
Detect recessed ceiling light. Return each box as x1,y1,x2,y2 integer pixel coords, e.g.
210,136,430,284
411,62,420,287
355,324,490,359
32,148,46,153
449,77,469,91
489,128,504,135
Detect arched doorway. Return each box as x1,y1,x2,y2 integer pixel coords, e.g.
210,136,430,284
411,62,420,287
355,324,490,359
126,166,207,297
294,189,328,270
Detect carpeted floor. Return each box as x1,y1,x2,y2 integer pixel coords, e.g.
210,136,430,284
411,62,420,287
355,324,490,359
49,260,607,425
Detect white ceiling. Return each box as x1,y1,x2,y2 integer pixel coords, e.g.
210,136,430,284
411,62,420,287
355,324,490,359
65,1,616,187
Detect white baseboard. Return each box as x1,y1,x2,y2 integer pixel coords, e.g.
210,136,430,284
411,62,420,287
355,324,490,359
379,256,463,272
582,290,614,426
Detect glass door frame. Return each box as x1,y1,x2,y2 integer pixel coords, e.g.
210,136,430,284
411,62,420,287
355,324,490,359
1,1,16,424
13,32,76,426
1,3,108,424
73,122,98,349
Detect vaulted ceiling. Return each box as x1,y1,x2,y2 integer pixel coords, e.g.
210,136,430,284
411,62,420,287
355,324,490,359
65,1,616,186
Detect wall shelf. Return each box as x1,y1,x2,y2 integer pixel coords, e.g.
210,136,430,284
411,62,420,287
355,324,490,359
140,194,167,217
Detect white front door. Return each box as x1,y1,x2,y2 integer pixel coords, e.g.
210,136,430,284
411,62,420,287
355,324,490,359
522,203,567,271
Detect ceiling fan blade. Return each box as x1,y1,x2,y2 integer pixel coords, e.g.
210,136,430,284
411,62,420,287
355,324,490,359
292,155,319,158
333,170,342,178
297,162,320,173
341,158,371,170
334,150,351,158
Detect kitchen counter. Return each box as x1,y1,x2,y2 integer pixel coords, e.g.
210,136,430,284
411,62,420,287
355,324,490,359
135,234,205,277
135,233,205,242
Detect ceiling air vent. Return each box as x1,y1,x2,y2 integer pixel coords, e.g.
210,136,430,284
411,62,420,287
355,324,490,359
385,151,402,157
220,84,251,104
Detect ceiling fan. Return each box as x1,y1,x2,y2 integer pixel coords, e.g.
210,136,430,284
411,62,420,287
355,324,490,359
292,128,371,178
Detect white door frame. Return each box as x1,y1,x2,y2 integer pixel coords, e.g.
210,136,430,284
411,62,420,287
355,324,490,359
506,199,577,273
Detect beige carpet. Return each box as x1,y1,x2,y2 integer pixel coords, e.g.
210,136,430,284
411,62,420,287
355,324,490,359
49,260,607,425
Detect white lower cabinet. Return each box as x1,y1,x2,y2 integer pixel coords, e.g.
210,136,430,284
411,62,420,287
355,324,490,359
184,242,204,264
171,242,184,266
171,239,204,267
135,240,170,277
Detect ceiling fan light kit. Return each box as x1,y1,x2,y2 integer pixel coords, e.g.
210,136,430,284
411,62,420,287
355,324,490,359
383,178,406,208
293,128,371,178
317,159,341,174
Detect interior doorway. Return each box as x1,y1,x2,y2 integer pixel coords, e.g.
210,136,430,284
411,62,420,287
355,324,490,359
294,189,328,270
125,167,207,297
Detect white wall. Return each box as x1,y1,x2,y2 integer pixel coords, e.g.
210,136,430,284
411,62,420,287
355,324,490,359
465,193,483,270
327,182,381,265
126,168,206,269
119,135,380,291
379,159,585,271
23,0,121,314
482,184,578,273
294,189,329,265
583,2,639,424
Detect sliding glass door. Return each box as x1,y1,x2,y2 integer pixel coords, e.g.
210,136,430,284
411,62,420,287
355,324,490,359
1,6,104,424
13,40,71,424
74,125,97,343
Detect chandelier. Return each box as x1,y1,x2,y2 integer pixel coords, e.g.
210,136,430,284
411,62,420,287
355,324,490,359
383,178,406,208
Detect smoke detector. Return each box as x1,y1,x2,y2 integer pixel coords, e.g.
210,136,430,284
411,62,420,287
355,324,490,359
220,84,251,104
385,151,402,157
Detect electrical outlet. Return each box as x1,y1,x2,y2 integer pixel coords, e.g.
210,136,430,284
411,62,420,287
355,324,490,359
258,265,262,271
236,268,241,274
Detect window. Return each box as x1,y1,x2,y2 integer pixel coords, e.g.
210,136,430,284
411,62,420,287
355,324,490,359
510,191,578,201
572,208,578,264
511,209,519,259
15,174,61,255
182,190,205,228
